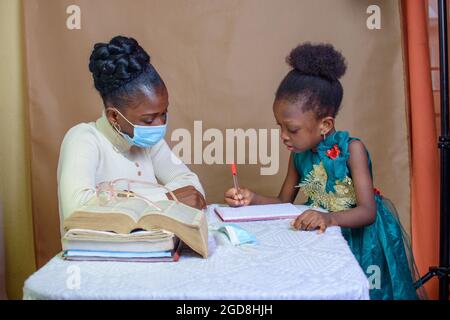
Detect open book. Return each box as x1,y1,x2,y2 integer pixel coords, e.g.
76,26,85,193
63,197,208,258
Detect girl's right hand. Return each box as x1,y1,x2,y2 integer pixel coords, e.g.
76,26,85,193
224,187,254,207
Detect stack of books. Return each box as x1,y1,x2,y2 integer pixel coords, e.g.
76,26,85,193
62,228,182,262
61,197,208,262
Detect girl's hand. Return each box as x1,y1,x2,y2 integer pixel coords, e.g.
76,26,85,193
224,187,254,207
291,210,337,234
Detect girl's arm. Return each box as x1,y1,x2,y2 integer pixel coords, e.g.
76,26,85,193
330,140,377,228
225,154,300,206
252,154,300,204
292,140,376,232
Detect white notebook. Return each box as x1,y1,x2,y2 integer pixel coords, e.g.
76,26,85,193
214,203,324,222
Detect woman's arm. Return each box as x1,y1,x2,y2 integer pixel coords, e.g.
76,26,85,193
151,139,206,208
57,125,99,221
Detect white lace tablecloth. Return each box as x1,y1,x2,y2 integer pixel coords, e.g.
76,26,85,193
23,205,369,300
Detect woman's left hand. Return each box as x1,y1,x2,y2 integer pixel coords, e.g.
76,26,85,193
167,185,207,210
291,210,337,233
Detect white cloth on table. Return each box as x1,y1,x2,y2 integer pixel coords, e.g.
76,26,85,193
23,205,370,300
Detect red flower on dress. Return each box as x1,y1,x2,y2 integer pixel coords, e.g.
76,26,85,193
373,188,382,196
326,144,341,159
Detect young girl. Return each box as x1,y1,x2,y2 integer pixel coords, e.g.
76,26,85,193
224,43,421,300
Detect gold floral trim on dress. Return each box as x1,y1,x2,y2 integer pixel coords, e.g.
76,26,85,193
298,161,357,212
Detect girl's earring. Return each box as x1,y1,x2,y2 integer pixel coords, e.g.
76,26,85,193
322,132,326,141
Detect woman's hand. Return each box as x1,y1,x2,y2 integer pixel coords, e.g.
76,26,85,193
167,185,206,210
291,210,337,233
224,187,254,207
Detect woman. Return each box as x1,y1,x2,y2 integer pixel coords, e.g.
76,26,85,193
57,35,206,226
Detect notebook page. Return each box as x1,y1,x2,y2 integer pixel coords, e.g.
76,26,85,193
214,203,309,222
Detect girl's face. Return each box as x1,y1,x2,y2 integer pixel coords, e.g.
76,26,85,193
273,99,333,153
106,86,169,138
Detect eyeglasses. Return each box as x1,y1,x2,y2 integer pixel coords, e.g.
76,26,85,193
95,178,179,211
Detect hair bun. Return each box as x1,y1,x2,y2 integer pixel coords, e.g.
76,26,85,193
287,43,347,81
89,36,151,95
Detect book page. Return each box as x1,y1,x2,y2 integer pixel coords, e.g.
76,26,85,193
80,197,151,222
143,201,204,227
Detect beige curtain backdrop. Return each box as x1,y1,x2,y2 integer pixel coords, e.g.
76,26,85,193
1,0,36,300
22,0,410,268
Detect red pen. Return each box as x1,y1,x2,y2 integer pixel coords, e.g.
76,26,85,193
231,162,240,192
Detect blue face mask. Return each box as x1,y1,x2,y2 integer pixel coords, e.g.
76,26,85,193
113,108,167,148
212,223,258,246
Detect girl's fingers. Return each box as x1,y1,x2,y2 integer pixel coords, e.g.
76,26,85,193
225,195,245,207
308,216,322,230
293,215,304,230
304,219,314,231
305,220,317,231
225,189,236,198
299,214,312,229
224,197,239,207
303,214,321,231
230,200,240,207
230,188,242,200
301,215,312,228
225,188,250,206
317,222,327,234
300,214,314,230
292,217,299,229
225,189,241,202
292,212,328,233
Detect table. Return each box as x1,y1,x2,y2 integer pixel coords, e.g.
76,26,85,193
23,205,370,300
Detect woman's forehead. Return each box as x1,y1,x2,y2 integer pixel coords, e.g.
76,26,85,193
127,88,168,115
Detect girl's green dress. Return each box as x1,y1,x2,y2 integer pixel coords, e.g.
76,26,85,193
293,130,421,300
